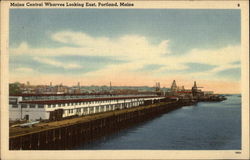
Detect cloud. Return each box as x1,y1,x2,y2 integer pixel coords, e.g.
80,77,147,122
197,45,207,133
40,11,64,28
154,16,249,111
173,63,218,73
216,67,241,80
182,45,241,66
33,57,82,69
231,61,241,65
14,67,34,73
10,31,241,82
11,31,170,62
138,64,164,72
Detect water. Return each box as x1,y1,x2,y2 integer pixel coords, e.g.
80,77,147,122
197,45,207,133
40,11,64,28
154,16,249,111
75,94,241,150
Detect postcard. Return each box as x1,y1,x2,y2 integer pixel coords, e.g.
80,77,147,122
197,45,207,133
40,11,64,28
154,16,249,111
1,0,249,159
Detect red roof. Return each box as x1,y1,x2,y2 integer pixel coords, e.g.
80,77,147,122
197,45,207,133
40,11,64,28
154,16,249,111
20,96,162,104
10,92,156,97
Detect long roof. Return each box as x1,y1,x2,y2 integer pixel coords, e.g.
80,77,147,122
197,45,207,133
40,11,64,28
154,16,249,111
10,92,156,97
20,96,164,104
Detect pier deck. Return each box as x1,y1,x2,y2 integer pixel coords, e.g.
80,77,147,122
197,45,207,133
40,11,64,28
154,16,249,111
9,100,188,150
10,101,172,138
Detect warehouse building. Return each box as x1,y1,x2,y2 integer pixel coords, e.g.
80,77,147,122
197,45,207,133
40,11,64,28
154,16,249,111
9,95,165,121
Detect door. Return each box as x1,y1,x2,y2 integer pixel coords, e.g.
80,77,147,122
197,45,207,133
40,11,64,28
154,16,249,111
25,115,29,121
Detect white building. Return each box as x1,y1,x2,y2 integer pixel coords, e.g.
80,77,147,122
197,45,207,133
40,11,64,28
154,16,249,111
9,95,165,121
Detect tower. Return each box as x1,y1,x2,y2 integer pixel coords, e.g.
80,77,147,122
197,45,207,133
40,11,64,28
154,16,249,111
155,82,160,92
171,80,177,92
193,81,197,88
110,81,112,92
192,81,198,97
181,86,185,91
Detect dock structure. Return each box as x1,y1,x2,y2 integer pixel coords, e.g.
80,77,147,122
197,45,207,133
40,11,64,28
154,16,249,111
9,80,226,150
9,98,188,150
9,95,164,121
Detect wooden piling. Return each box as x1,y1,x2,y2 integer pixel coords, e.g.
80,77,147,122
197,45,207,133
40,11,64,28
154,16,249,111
9,100,188,150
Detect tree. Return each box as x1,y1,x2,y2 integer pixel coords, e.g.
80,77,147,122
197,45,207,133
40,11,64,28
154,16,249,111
9,82,22,95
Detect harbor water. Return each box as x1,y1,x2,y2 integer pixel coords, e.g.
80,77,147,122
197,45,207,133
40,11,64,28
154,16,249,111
75,94,241,150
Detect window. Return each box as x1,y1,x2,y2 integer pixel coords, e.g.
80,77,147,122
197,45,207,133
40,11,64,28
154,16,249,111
38,105,44,108
21,104,27,108
12,105,18,108
9,98,18,105
101,106,104,112
30,104,36,108
89,107,94,113
95,106,99,112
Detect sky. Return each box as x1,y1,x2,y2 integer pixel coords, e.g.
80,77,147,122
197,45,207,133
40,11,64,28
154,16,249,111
9,9,241,93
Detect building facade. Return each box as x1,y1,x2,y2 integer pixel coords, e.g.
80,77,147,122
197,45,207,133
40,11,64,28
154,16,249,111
9,95,165,121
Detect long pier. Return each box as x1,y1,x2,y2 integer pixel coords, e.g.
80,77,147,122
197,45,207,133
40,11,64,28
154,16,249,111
9,100,191,150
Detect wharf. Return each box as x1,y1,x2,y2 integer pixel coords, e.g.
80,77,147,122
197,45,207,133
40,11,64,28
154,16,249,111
10,100,186,150
11,105,148,137
10,101,177,138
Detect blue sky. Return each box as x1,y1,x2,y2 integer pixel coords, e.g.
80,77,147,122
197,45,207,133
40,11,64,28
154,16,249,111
9,9,241,93
10,9,240,50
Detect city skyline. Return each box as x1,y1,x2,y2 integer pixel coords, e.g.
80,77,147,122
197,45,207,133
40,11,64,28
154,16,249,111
9,9,241,94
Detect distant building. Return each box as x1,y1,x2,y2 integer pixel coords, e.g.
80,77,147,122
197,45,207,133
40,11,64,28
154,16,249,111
170,80,177,92
204,91,214,95
191,81,204,98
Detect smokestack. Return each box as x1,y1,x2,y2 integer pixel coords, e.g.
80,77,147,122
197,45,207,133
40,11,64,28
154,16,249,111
110,81,112,91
